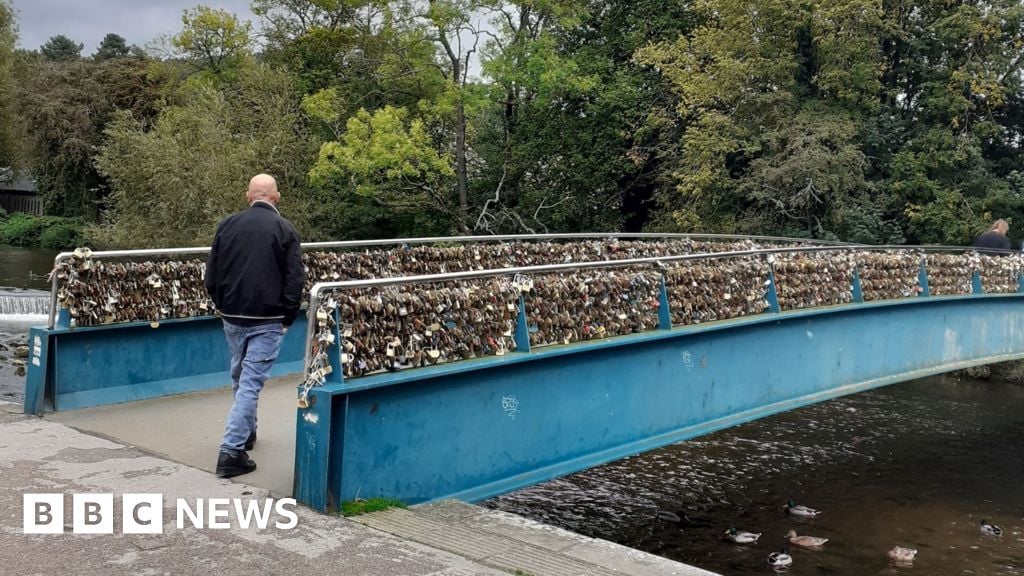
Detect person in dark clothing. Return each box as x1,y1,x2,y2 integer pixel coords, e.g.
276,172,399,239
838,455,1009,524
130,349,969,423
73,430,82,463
972,219,1012,255
205,173,305,478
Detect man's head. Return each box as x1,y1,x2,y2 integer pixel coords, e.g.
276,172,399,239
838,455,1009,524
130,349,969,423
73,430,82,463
247,174,280,205
991,219,1009,235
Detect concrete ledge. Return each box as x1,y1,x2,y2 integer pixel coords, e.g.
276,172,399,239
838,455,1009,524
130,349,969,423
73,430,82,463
353,499,719,576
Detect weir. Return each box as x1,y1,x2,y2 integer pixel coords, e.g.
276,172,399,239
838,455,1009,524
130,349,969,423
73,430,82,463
21,236,1024,513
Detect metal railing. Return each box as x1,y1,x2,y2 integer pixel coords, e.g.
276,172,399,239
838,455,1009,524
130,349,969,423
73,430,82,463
45,232,851,329
302,243,1019,381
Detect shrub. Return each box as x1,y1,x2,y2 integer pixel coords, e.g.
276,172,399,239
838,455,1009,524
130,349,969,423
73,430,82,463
0,213,47,246
39,221,84,249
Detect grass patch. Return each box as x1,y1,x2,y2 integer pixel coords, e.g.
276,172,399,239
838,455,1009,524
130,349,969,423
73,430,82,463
340,498,407,517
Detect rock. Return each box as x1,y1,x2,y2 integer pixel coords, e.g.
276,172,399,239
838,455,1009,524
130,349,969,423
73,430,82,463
14,365,25,377
14,345,29,358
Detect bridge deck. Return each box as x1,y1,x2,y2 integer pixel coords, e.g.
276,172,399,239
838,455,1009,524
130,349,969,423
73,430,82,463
48,374,301,497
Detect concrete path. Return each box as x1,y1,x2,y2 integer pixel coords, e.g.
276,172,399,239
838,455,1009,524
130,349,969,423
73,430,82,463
49,374,302,497
11,396,719,576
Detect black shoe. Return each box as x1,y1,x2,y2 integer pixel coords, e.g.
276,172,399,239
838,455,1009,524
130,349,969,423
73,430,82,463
244,431,256,451
216,450,257,478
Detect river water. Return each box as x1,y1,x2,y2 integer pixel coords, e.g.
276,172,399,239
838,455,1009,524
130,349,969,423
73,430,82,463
485,375,1024,575
0,246,55,402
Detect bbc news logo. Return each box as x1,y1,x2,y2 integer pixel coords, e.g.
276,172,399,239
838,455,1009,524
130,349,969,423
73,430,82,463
23,494,298,534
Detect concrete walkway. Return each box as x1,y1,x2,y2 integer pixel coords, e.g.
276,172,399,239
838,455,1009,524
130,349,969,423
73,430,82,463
49,374,302,497
8,397,717,576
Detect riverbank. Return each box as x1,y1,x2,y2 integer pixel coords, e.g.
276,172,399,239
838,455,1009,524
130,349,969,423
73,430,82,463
0,330,27,403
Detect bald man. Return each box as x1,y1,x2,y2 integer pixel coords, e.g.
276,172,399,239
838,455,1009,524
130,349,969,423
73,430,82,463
205,174,305,478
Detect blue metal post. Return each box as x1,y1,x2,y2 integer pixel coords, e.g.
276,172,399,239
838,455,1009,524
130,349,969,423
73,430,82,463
658,275,672,329
766,268,781,313
514,294,531,352
918,259,930,297
56,308,71,329
293,387,334,512
851,268,864,303
1018,274,1024,293
326,307,344,384
972,270,983,294
22,328,50,414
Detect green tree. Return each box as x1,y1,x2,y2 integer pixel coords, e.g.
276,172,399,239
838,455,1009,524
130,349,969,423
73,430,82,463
93,33,129,61
40,34,83,61
0,0,19,170
95,64,317,247
172,5,252,75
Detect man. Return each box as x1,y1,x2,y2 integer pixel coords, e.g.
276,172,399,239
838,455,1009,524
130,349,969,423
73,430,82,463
205,174,305,478
972,219,1012,255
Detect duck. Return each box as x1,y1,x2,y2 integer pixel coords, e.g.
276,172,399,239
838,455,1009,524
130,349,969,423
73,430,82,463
980,519,1003,536
767,547,793,568
887,546,917,563
786,529,828,548
724,527,761,544
784,500,820,517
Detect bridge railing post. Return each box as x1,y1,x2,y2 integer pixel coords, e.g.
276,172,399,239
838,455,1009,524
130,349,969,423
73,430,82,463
918,258,930,297
658,274,672,329
1018,274,1024,293
765,261,781,313
851,267,864,303
972,270,983,294
326,307,344,384
514,293,532,353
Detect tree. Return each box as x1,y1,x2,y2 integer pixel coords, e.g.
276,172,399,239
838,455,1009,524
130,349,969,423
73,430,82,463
95,64,317,247
172,6,252,75
0,0,19,171
41,34,82,61
93,33,129,61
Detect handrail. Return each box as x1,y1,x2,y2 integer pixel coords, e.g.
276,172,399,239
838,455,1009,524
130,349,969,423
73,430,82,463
301,243,1019,378
44,232,853,329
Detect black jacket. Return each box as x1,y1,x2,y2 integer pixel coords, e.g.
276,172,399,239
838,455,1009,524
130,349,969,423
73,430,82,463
972,231,1012,255
205,202,305,326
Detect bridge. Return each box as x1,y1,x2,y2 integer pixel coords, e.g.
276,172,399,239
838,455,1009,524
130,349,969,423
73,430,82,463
22,235,1024,512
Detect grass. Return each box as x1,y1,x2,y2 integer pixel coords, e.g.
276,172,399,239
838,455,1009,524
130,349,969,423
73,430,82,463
339,497,407,517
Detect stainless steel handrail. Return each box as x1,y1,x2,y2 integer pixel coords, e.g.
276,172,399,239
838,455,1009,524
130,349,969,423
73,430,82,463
301,243,1017,376
45,232,850,328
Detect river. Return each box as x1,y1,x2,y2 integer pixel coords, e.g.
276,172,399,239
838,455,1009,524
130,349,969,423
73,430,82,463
485,374,1024,575
0,246,56,403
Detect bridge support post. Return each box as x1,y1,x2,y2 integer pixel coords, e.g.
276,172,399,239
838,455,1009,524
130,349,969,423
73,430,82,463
658,275,672,329
294,388,338,512
918,259,930,297
851,268,864,303
56,308,71,329
972,270,983,294
514,294,531,352
766,268,781,313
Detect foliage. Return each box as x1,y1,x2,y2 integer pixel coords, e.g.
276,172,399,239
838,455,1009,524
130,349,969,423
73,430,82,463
94,63,318,248
93,33,130,61
0,0,17,170
0,213,82,248
172,6,252,75
339,498,406,517
40,34,82,61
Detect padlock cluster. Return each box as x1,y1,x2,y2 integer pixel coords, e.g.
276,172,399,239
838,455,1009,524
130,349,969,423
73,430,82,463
663,258,771,326
524,269,662,347
979,253,1024,293
926,253,976,296
53,255,212,326
773,252,855,310
855,252,921,301
327,279,521,378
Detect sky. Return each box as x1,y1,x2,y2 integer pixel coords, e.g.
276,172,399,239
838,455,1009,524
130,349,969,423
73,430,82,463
10,0,257,55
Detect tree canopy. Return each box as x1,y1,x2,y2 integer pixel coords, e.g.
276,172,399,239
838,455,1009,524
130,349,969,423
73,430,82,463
2,0,1024,247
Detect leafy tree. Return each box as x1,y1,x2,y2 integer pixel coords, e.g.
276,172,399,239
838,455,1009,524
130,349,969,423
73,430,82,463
172,5,252,75
93,33,130,61
41,34,83,61
94,64,317,247
0,0,19,170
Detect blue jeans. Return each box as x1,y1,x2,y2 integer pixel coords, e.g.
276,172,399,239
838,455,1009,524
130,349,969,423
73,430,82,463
220,321,285,453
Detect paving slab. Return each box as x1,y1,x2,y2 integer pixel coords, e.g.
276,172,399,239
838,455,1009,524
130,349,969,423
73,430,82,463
48,374,302,497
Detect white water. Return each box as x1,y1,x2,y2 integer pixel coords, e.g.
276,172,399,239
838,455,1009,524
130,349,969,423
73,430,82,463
0,293,49,316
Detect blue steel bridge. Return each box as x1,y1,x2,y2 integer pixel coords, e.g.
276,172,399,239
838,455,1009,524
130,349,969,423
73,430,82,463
22,234,1024,512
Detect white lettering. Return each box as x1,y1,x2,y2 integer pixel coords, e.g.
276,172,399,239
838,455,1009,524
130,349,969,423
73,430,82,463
176,498,203,529
274,498,299,530
234,498,274,530
207,498,231,529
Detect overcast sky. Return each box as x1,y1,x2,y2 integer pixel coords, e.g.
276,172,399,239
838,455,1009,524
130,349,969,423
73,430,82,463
10,0,257,55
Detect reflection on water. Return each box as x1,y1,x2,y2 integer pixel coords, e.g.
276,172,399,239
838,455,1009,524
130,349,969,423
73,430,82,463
0,246,57,290
485,376,1024,575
